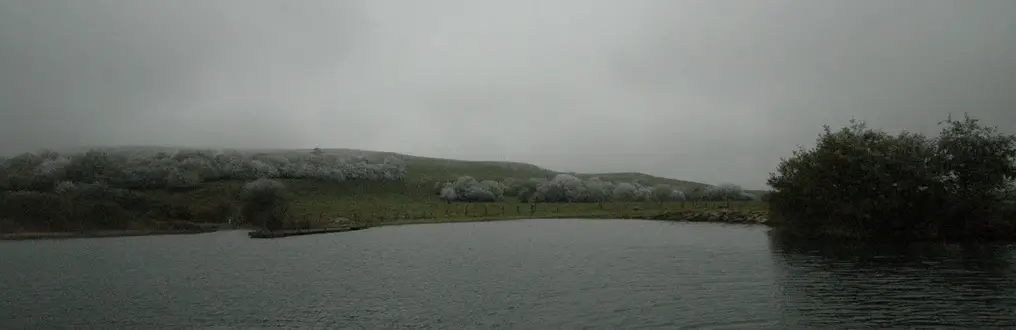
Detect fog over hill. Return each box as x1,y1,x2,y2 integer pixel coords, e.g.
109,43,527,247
2,0,1014,190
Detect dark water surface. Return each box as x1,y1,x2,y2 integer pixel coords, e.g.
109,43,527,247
2,219,1016,329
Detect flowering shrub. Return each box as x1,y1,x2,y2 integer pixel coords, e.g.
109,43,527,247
0,148,408,192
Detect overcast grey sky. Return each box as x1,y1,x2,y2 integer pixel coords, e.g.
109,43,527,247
1,0,1014,189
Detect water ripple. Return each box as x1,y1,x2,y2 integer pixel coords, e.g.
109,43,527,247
1,221,1015,329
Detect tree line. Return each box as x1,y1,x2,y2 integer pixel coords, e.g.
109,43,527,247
767,114,1016,241
433,174,757,203
0,148,406,232
0,147,406,192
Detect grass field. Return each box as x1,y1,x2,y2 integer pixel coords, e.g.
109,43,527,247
274,179,765,227
310,200,768,228
158,178,765,229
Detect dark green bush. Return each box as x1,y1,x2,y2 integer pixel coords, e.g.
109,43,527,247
240,178,291,230
767,115,1016,241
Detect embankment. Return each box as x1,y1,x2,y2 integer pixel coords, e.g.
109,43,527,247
362,208,771,229
0,228,220,241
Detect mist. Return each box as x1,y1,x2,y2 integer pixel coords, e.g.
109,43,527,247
1,0,1014,189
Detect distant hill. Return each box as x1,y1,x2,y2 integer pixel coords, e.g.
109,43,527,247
315,148,713,191
37,145,719,191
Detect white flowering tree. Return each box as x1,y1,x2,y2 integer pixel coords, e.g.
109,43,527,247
510,178,546,202
611,182,637,201
480,180,505,198
651,184,673,204
670,189,687,201
583,177,611,204
0,147,409,193
439,184,457,203
702,183,752,201
634,184,654,202
532,174,584,202
434,176,502,202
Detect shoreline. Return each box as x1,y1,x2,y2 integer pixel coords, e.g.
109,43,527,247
248,225,368,238
365,209,772,229
1,209,771,241
0,228,220,241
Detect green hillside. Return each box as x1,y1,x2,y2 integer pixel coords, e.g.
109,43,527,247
43,145,717,189
1,145,761,232
312,148,714,191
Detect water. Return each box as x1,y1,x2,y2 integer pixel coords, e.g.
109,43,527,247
2,219,1015,329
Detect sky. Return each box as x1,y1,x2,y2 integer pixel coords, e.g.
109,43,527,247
1,0,1014,189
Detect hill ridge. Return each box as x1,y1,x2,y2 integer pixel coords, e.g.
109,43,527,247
27,145,715,190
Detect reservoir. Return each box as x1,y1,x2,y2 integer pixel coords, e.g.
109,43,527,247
2,219,1015,329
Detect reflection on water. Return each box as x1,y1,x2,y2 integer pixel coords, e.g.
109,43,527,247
767,229,1016,328
1,221,1015,329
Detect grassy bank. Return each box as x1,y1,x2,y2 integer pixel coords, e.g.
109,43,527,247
249,200,769,239
293,190,765,227
329,200,768,229
0,176,766,238
0,227,221,241
141,178,763,226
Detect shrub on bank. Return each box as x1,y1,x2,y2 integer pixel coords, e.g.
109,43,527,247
0,183,145,232
436,174,674,204
240,178,290,231
700,184,754,201
435,176,505,202
439,174,751,204
767,115,1016,240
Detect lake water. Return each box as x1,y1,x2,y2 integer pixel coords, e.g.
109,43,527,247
2,219,1016,329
